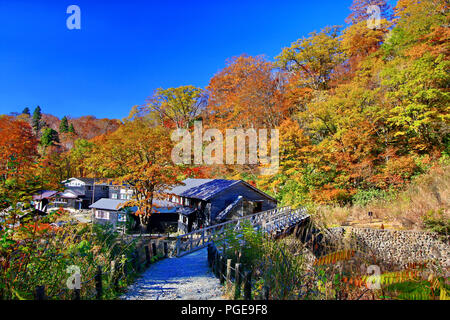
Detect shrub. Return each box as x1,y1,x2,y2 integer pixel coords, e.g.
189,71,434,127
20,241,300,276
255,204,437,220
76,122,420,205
422,209,450,236
352,188,394,207
0,208,138,300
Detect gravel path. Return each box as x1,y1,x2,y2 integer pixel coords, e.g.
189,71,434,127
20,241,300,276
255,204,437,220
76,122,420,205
121,248,225,300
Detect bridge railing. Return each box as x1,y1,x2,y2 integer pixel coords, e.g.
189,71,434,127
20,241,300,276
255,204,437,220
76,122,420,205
173,206,309,257
262,207,309,234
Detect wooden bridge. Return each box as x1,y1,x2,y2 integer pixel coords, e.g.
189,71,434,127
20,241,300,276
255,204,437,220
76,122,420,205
173,206,310,257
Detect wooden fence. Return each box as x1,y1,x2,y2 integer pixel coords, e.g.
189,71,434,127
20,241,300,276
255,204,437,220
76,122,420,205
33,240,167,300
207,242,269,300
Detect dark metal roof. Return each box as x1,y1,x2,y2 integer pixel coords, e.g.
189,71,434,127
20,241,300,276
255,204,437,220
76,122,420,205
165,178,214,196
214,196,243,222
180,179,241,201
239,180,277,202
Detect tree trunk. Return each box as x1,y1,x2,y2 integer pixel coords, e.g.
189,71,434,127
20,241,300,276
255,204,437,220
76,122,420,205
139,215,150,233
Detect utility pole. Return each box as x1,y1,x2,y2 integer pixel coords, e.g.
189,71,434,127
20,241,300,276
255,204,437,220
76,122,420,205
92,178,96,205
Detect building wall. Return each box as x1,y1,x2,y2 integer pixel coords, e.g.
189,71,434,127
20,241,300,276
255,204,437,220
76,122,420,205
109,186,133,200
93,209,119,228
85,185,110,203
208,182,277,221
64,185,109,209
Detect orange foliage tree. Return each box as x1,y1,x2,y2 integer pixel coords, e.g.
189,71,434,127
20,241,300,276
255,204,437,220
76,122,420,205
0,116,41,211
206,55,289,130
88,118,185,230
0,116,38,179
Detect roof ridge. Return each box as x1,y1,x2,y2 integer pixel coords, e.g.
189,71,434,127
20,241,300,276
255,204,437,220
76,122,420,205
179,179,241,201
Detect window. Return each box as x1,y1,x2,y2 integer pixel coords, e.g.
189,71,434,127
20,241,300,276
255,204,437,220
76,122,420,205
117,213,126,222
120,194,126,200
87,186,93,191
95,210,109,220
111,193,118,199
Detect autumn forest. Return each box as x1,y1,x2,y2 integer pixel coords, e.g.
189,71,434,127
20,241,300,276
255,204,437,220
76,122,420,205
0,0,449,301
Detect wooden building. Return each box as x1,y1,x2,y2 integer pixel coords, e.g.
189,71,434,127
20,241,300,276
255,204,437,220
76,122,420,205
165,179,277,234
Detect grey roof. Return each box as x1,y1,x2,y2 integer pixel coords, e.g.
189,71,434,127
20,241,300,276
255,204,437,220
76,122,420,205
89,198,180,213
153,199,179,208
33,190,59,200
62,188,85,197
89,199,128,211
180,179,241,201
63,177,109,186
165,178,214,196
177,207,197,216
76,178,96,184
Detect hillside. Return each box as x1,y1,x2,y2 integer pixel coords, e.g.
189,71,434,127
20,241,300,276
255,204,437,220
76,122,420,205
41,114,121,140
312,163,450,232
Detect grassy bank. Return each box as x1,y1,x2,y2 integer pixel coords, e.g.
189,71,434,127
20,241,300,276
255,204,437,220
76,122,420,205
310,164,449,232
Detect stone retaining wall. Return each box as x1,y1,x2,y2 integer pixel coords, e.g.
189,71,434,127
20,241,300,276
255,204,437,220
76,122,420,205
327,227,449,268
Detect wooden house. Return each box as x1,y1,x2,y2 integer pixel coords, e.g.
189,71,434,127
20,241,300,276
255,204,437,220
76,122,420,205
89,198,179,232
165,179,277,233
61,178,110,209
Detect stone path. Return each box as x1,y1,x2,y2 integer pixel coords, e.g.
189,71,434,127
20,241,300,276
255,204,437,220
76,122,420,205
120,248,225,300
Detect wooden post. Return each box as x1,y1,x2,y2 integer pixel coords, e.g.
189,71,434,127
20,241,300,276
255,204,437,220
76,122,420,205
95,265,102,300
134,250,140,272
111,260,116,276
211,247,216,272
207,244,210,266
121,254,128,277
145,245,151,267
220,256,226,285
262,286,269,300
111,260,119,290
226,259,232,292
73,288,80,300
214,251,220,278
35,285,45,300
244,271,252,300
163,242,168,258
152,242,157,257
234,263,241,299
176,237,180,257
207,243,212,267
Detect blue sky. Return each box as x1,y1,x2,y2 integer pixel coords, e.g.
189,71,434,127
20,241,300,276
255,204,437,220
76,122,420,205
0,0,392,119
